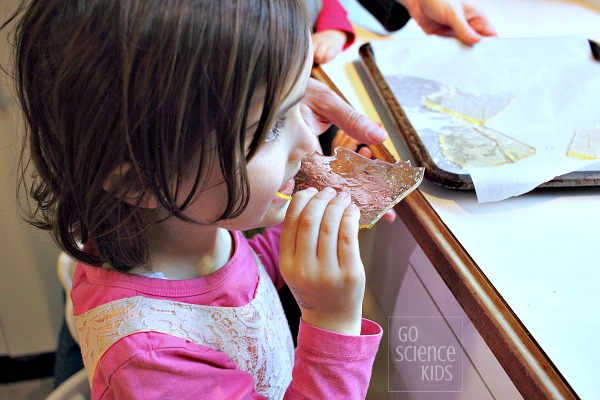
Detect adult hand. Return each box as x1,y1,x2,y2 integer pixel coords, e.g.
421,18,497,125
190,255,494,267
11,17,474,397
280,188,364,335
301,78,387,148
400,0,496,45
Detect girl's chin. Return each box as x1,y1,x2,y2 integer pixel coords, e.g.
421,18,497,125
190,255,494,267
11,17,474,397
261,206,287,227
254,201,289,228
221,207,287,232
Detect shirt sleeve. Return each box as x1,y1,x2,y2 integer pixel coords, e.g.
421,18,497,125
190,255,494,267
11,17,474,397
94,320,382,400
357,0,411,31
315,0,355,49
286,318,383,399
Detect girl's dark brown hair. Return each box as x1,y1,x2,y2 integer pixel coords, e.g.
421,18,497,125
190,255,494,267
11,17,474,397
5,0,309,271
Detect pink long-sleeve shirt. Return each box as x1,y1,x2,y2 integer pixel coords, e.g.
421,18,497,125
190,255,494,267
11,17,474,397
71,226,382,399
315,0,355,49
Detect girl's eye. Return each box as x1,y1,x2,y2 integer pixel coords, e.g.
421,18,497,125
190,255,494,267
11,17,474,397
265,117,286,144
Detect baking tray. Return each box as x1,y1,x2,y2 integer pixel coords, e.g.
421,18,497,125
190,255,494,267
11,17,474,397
359,40,600,190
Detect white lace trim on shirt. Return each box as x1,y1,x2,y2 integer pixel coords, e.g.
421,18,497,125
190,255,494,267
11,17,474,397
74,254,294,399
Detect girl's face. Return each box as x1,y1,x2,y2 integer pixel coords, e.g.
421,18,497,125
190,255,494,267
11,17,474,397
182,45,318,231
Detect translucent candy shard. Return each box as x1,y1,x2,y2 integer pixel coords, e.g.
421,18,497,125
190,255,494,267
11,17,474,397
425,90,512,125
567,127,600,160
439,125,536,168
294,147,424,229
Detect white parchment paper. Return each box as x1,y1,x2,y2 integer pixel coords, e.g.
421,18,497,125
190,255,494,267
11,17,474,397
371,36,600,202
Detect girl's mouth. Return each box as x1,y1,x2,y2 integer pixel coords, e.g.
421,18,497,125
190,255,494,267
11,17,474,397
275,177,295,201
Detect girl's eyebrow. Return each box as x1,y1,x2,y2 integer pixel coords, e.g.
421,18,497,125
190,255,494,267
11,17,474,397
277,94,305,119
246,94,305,131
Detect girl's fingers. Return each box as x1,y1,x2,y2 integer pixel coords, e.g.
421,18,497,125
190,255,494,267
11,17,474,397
280,188,318,259
337,203,361,272
294,188,337,261
316,192,352,268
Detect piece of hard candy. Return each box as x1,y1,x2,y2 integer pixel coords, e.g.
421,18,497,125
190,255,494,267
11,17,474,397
294,147,424,228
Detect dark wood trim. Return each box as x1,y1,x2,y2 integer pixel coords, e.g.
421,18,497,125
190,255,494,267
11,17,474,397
311,66,577,399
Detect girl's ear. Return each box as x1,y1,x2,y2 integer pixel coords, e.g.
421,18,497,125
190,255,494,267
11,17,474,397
102,164,159,209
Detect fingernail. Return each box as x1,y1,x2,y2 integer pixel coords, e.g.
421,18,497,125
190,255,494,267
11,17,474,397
367,122,387,142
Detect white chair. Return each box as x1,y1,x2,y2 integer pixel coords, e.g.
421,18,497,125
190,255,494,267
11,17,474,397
45,252,90,400
45,369,89,400
56,252,79,343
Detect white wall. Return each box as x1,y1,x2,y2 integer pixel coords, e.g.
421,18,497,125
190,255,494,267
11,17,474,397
0,0,62,356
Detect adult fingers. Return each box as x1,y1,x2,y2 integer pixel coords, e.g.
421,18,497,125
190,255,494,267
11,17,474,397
305,79,387,144
464,4,496,37
470,17,497,37
380,208,397,224
447,2,496,45
444,7,482,45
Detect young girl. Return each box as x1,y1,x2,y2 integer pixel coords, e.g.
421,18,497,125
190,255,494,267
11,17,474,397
7,0,382,398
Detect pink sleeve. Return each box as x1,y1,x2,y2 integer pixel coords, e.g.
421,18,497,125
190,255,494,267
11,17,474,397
286,319,383,399
94,321,382,399
247,225,285,290
315,0,355,49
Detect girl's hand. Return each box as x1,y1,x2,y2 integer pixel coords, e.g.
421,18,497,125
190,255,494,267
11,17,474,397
280,188,365,335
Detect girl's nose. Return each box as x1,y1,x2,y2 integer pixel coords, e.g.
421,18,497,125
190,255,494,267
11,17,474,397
290,123,318,162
